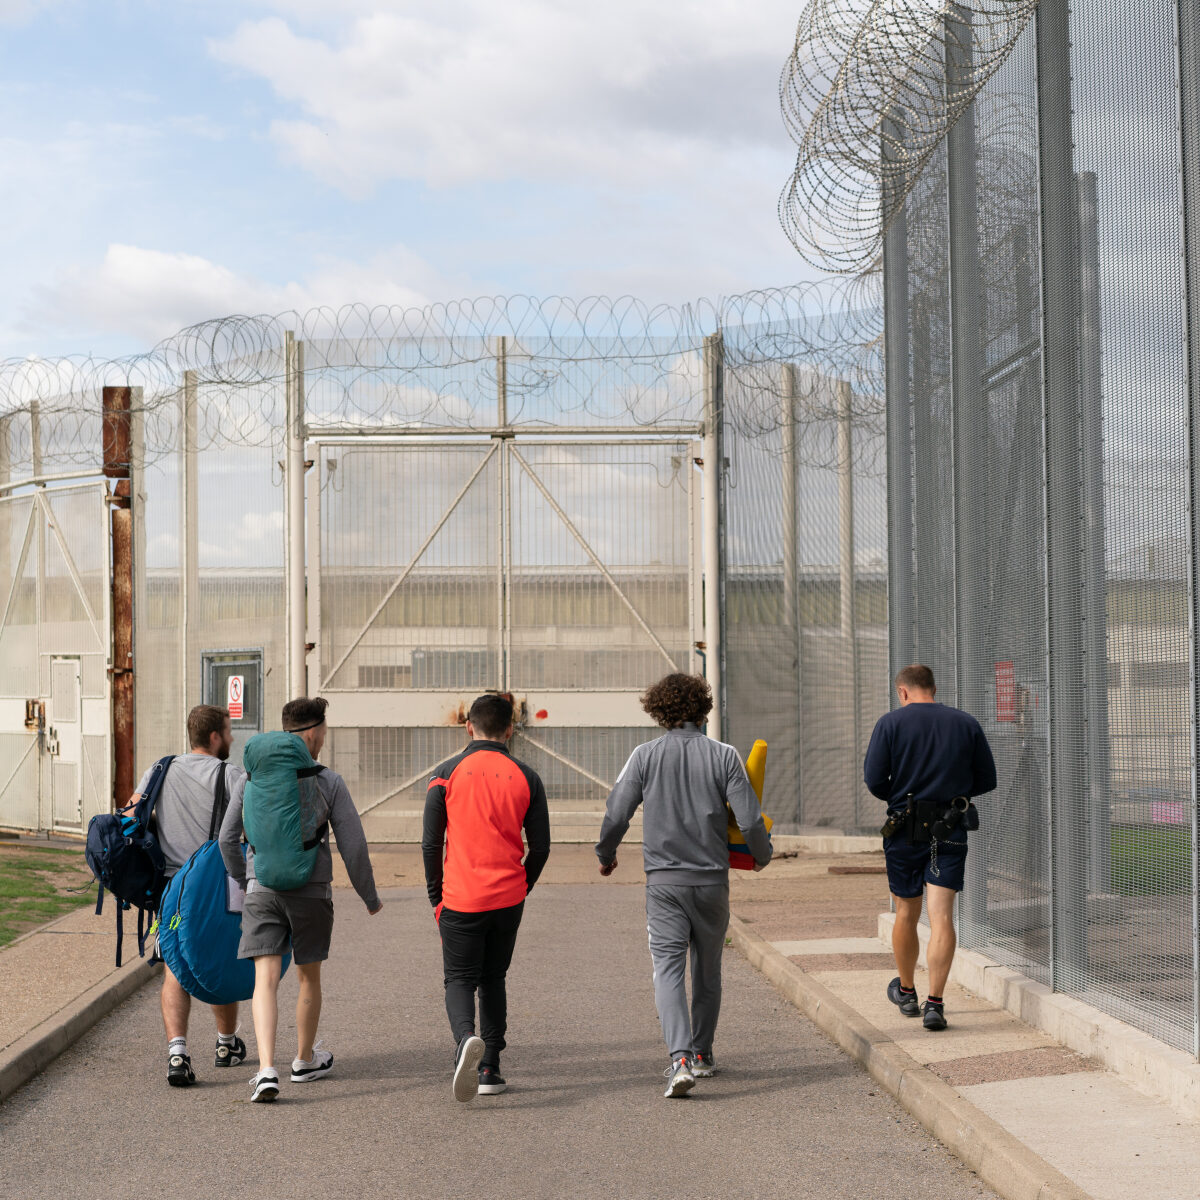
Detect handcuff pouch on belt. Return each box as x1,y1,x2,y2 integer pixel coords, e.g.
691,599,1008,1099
881,794,978,844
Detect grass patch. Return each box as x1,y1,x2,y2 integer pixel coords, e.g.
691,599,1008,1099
1110,825,1192,897
0,845,95,948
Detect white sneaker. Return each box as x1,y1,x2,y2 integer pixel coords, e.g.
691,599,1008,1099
453,1035,486,1103
291,1043,334,1083
662,1057,695,1098
249,1069,280,1103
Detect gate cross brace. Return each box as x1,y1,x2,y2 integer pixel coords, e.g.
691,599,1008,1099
323,443,500,689
508,445,679,672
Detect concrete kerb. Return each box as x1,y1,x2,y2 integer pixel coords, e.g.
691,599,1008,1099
728,915,1092,1200
879,910,1200,1123
0,904,162,1105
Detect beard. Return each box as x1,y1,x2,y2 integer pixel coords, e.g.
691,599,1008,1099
217,742,232,761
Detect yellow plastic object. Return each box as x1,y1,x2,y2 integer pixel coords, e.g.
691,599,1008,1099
728,739,773,868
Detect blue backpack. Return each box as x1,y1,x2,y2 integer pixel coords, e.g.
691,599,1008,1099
85,755,174,967
156,766,292,1005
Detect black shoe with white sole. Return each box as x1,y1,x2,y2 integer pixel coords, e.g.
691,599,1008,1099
249,1070,280,1103
167,1053,196,1087
887,976,921,1017
478,1065,507,1095
453,1036,485,1102
214,1036,247,1069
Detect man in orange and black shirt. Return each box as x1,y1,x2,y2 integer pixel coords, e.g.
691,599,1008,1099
422,693,551,1102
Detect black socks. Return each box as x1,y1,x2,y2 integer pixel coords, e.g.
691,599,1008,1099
898,984,917,997
926,994,944,1007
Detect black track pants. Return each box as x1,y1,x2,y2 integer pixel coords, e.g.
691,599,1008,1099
439,901,524,1065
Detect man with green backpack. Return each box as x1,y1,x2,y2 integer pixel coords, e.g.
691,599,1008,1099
219,696,382,1102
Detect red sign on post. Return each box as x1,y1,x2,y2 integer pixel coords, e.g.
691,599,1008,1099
227,675,244,721
994,661,1016,722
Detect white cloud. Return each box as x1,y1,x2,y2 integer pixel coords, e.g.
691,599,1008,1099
210,1,799,194
21,243,456,347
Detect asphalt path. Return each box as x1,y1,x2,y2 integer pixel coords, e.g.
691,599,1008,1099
0,884,997,1200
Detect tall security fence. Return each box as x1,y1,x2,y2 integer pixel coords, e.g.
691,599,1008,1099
780,0,1200,1055
0,292,887,842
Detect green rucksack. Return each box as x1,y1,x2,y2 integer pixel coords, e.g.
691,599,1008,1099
242,732,328,891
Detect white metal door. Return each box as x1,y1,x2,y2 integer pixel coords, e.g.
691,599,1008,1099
0,483,111,834
309,436,697,827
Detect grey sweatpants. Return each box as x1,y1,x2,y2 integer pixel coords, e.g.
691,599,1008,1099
645,882,730,1061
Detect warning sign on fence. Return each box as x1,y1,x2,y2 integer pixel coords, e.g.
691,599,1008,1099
227,675,244,721
994,661,1015,723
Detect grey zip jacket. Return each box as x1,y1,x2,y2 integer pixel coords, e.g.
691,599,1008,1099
596,724,772,884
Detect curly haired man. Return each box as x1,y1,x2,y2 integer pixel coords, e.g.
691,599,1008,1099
595,672,772,1097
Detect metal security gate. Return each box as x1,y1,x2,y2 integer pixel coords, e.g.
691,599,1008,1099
0,483,112,833
308,434,699,836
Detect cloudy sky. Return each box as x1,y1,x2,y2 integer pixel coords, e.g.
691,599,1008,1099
0,0,812,360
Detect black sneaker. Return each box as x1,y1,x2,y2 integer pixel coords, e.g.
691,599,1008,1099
478,1064,507,1095
167,1052,195,1087
453,1035,485,1102
887,977,920,1017
214,1036,247,1069
922,1001,948,1031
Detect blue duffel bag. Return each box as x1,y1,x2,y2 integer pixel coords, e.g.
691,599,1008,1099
156,765,290,1005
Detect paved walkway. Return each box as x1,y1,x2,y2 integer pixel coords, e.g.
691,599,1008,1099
0,869,996,1200
737,851,1200,1200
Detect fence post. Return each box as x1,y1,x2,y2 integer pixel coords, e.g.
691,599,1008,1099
782,363,803,820
947,4,990,937
702,333,726,739
103,386,134,810
1078,170,1111,896
883,107,915,682
285,332,307,702
1037,0,1089,985
179,372,199,719
837,380,861,821
130,389,146,768
1175,0,1200,1057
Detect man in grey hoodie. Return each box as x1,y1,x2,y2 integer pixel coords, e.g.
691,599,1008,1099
596,673,772,1097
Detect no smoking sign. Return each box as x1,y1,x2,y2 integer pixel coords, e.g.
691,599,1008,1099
227,674,244,721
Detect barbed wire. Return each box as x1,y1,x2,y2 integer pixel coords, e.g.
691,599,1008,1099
779,0,1039,273
0,284,885,473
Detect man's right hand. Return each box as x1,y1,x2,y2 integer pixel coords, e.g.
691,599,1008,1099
599,858,618,877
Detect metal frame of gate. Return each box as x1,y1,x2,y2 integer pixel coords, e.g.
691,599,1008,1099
0,481,113,833
306,426,704,815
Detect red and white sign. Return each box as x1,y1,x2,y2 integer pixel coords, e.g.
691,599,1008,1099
994,660,1016,723
227,675,244,721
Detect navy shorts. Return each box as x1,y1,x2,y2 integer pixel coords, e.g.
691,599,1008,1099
884,836,969,898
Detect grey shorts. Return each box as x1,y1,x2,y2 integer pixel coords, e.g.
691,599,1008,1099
237,889,335,965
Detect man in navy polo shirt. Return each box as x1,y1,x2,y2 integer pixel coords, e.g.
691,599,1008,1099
864,664,996,1030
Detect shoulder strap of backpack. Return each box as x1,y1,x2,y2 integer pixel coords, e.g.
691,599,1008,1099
135,755,176,827
208,761,230,842
298,764,328,850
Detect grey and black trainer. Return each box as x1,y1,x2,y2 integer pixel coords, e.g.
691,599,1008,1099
662,1057,696,1098
887,976,921,1017
214,1036,247,1069
167,1052,195,1087
453,1035,486,1102
291,1046,334,1082
249,1069,280,1103
922,1000,948,1031
691,1053,718,1078
478,1064,507,1095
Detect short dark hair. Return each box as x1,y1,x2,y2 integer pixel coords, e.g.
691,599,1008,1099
641,673,712,729
188,704,230,749
468,693,513,739
282,696,329,731
895,664,936,694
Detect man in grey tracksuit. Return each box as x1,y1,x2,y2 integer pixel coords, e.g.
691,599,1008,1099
596,672,772,1097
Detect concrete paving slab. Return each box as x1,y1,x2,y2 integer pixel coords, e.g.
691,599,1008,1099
961,1072,1200,1200
770,937,884,955
811,969,1059,1064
